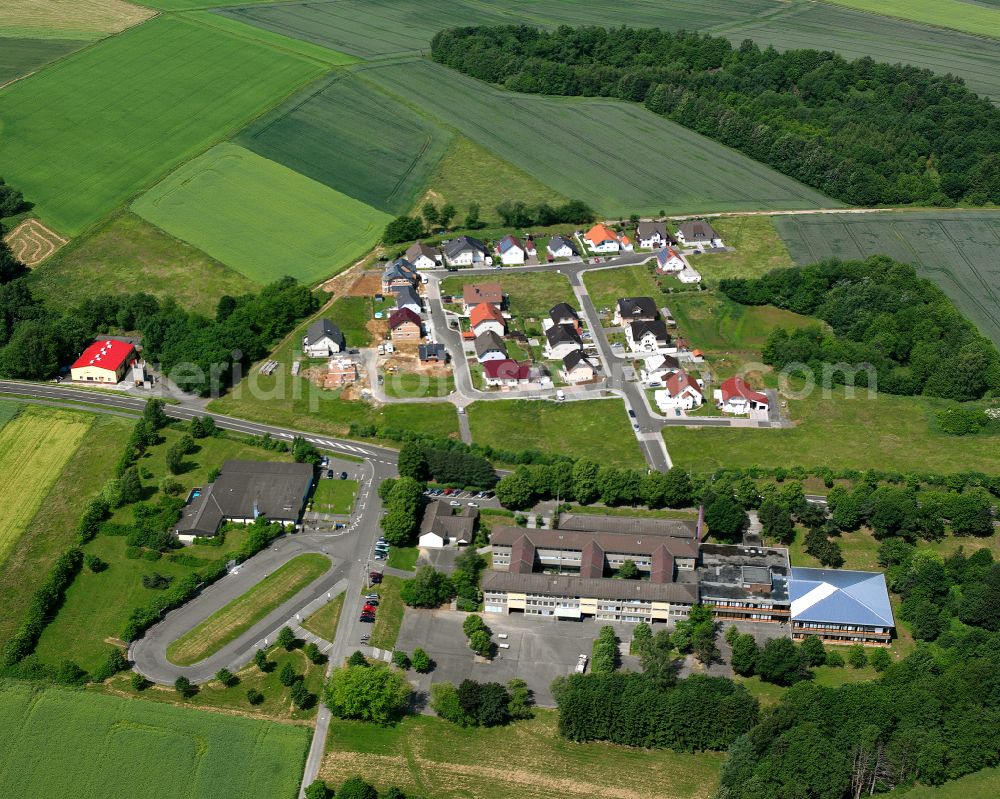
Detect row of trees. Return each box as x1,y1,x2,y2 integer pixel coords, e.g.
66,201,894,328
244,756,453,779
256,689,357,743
722,257,1000,401
432,26,1000,206
429,677,532,727
397,439,496,489
378,477,426,546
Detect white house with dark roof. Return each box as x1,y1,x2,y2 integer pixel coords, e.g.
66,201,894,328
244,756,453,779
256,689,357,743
405,242,441,270
382,258,419,292
474,330,507,363
561,350,597,383
303,318,346,357
640,353,681,385
654,370,703,411
544,323,583,360
614,297,657,325
636,221,672,249
676,219,723,248
547,236,578,259
626,319,670,354
392,285,422,315
497,234,526,265
549,302,579,327
443,235,488,267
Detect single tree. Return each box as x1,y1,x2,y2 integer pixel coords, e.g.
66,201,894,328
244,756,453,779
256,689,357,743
303,642,324,664
757,637,805,686
421,202,440,229
215,668,235,687
304,780,329,799
174,676,193,697
325,665,411,724
253,649,269,672
130,672,148,691
338,777,378,799
869,647,892,672
618,559,639,579
411,647,431,673
279,662,298,687
730,634,759,676
799,635,827,667
347,650,368,667
276,626,296,651
246,688,264,705
392,649,411,670
439,203,456,229
468,629,492,658
847,644,868,669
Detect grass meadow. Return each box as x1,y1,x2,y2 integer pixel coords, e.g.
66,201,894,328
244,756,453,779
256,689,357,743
0,407,91,567
892,766,1000,799
312,479,358,514
237,72,451,215
0,682,308,798
366,575,404,652
133,143,391,284
26,210,258,317
326,296,374,347
467,399,646,468
0,15,323,235
821,0,1000,38
775,211,1000,348
303,591,345,642
320,710,722,799
167,553,331,666
0,37,85,85
361,59,838,217
441,271,576,319
0,0,152,39
686,215,795,284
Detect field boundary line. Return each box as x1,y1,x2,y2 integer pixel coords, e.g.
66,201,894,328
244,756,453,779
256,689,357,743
815,0,1000,43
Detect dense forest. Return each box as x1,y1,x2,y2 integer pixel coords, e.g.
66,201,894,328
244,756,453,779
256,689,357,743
431,26,1000,206
719,256,1000,401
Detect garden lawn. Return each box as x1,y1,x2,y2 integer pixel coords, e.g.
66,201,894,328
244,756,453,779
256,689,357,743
0,15,324,235
467,399,645,468
362,59,837,218
327,296,374,347
442,271,576,319
0,0,152,38
237,72,450,215
775,211,1000,348
387,546,419,571
167,553,331,666
665,387,1000,475
0,37,86,84
415,134,567,226
312,479,357,514
133,143,391,284
320,710,722,799
382,372,455,399
820,0,1000,38
26,211,258,317
0,682,308,799
303,591,345,641
0,407,91,567
0,413,130,645
367,575,404,651
584,264,667,317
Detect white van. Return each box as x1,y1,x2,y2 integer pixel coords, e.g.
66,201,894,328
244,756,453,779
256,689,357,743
556,390,566,401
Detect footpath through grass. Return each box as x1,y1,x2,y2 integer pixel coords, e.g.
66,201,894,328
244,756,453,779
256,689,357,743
0,407,91,566
321,709,722,799
167,553,331,666
0,682,308,798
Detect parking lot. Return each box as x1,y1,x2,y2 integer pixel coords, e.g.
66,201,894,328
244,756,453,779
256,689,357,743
396,609,641,707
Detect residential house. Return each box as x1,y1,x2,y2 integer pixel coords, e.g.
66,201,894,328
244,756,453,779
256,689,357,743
640,353,681,385
475,330,508,362
462,282,504,313
715,375,769,414
389,308,422,341
419,501,478,548
613,296,657,325
302,318,346,357
405,242,441,270
497,234,526,265
392,285,421,315
561,350,597,383
70,339,138,384
544,323,583,360
676,219,723,248
174,461,313,542
584,223,620,254
547,235,578,259
678,265,702,284
653,370,703,412
636,221,674,249
656,246,686,273
382,258,419,292
789,567,894,646
323,357,359,388
443,235,488,267
483,359,531,388
418,343,448,363
620,234,634,252
549,302,580,327
524,239,537,260
470,302,505,337
626,319,670,353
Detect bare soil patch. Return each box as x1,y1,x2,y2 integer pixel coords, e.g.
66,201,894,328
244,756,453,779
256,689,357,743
4,218,69,266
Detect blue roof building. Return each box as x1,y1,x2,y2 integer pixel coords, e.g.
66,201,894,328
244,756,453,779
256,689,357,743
790,567,894,646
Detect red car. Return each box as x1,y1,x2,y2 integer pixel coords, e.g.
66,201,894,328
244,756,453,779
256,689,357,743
363,604,377,614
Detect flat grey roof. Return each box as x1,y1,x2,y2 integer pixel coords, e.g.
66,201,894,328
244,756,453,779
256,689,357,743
558,512,698,539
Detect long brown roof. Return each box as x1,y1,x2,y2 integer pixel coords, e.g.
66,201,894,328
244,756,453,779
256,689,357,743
490,525,699,559
557,513,698,540
482,570,698,603
463,282,503,306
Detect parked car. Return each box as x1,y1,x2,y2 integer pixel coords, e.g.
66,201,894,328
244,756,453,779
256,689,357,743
363,604,377,614
575,654,588,673
340,471,348,480
364,598,378,607
449,500,461,507
467,502,479,508
628,409,636,418
369,571,383,584
374,552,387,561
359,615,375,623
632,422,640,431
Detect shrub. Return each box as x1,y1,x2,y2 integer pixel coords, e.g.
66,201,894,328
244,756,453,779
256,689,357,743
246,688,264,705
392,649,410,669
85,554,107,573
847,644,868,669
411,648,431,673
215,668,236,687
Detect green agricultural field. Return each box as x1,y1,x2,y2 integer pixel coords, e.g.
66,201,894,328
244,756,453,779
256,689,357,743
0,412,130,645
0,37,85,85
321,710,722,799
0,683,308,799
820,0,1000,38
26,211,258,317
714,0,1000,102
133,143,392,284
0,0,152,39
417,135,568,226
312,479,358,514
237,72,451,215
360,59,838,218
441,271,576,318
467,399,645,467
0,401,19,427
0,407,91,567
0,15,324,235
167,553,331,666
219,0,783,61
664,387,1000,475
774,211,1000,348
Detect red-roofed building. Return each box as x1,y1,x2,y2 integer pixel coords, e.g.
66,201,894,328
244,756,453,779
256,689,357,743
470,302,505,336
389,308,422,341
715,375,769,414
584,224,620,253
483,359,531,388
70,339,137,384
654,370,704,412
